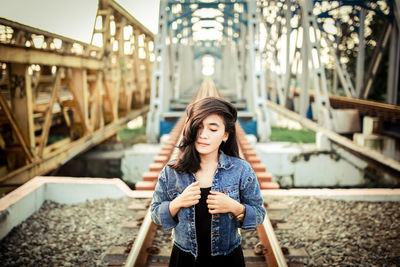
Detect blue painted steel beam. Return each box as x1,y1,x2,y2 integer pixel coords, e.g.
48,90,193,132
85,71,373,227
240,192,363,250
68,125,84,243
315,1,389,18
172,18,241,41
168,8,194,26
194,50,222,59
167,1,247,8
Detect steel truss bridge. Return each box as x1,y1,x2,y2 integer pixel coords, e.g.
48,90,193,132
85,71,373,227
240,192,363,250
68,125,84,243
0,0,154,191
0,0,399,191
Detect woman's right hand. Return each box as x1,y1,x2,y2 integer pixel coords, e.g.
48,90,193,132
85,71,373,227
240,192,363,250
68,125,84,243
169,181,201,217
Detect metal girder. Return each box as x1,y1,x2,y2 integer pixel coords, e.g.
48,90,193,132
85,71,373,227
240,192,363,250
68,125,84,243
107,0,154,37
283,0,292,103
314,0,388,18
0,44,104,69
0,0,154,186
261,0,395,124
386,22,400,105
246,0,271,141
146,0,271,141
0,108,148,185
395,0,400,30
362,21,392,99
318,29,356,98
261,0,293,109
300,1,311,117
301,0,333,129
355,8,366,98
146,0,169,143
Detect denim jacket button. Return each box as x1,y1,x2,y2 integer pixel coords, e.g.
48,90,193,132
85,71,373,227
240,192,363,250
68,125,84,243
191,235,195,239
188,217,193,222
212,233,220,237
213,215,220,219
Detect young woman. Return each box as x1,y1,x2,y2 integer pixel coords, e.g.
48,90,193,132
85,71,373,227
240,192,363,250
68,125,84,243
151,96,266,267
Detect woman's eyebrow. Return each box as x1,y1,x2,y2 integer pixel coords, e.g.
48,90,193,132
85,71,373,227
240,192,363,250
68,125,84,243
205,122,220,127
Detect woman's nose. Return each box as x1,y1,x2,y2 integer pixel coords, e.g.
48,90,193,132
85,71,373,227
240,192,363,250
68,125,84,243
199,128,207,138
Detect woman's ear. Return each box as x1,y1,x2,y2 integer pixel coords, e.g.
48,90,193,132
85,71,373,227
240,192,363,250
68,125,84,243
223,132,229,142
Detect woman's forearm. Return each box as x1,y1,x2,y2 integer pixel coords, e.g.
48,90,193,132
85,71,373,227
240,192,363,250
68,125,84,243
232,202,245,216
169,197,181,217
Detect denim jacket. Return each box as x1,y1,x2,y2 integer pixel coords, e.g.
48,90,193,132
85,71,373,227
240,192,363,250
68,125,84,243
150,151,266,257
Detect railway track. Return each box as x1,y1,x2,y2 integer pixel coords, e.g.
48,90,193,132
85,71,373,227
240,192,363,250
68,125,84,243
1,80,397,266
121,130,288,266
101,81,288,267
102,81,400,267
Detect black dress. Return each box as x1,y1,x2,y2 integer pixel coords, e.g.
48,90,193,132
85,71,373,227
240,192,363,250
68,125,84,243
169,187,245,267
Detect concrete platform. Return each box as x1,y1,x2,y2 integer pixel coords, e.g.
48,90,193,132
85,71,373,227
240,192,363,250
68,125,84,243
254,141,398,187
0,176,152,240
121,143,162,184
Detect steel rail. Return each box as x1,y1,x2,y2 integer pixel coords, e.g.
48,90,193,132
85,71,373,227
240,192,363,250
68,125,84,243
125,80,287,266
124,208,156,267
236,121,286,267
256,215,288,267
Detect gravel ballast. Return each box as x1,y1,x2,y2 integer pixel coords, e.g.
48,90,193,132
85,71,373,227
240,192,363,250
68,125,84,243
0,196,399,266
264,196,400,266
0,198,139,266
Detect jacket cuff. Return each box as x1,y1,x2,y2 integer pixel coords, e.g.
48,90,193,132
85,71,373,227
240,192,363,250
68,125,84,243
160,202,178,230
241,204,256,230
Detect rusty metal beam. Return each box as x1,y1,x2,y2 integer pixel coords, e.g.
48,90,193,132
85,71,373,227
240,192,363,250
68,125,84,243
0,44,103,69
107,0,154,37
0,1,155,191
0,89,35,162
37,70,61,157
0,107,149,185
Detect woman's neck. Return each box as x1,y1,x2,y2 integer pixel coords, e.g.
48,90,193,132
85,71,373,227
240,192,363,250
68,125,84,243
196,151,219,187
199,151,219,168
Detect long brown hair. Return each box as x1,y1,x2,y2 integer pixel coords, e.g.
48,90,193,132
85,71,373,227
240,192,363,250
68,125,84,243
169,96,239,173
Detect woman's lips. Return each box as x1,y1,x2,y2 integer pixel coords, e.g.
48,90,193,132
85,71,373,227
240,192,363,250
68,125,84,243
197,142,209,146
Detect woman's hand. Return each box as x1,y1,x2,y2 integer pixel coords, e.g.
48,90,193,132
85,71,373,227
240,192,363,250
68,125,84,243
207,191,244,216
169,181,201,217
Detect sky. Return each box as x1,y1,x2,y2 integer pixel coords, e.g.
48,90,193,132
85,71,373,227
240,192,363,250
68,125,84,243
0,0,160,43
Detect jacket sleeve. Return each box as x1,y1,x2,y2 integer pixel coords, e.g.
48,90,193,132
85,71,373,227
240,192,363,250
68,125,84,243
239,165,266,230
150,167,178,230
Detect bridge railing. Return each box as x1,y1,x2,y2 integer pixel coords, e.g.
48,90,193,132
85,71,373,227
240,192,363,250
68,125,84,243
0,0,154,192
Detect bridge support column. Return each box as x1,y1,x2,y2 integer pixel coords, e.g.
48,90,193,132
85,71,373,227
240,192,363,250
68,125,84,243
387,22,400,105
247,0,271,141
146,0,168,143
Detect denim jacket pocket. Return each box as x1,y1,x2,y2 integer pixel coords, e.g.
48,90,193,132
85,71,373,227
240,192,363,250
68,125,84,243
222,185,240,201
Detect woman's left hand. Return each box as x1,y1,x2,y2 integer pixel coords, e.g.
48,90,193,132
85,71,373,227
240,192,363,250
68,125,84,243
207,191,243,215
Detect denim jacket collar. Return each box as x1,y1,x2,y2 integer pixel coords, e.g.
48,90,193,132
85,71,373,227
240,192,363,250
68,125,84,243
217,150,233,170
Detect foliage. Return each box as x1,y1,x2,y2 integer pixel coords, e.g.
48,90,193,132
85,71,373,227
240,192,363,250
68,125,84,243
117,126,147,144
270,127,316,143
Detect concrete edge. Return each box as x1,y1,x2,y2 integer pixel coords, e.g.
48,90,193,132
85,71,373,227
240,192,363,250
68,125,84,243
261,188,400,201
0,176,153,210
